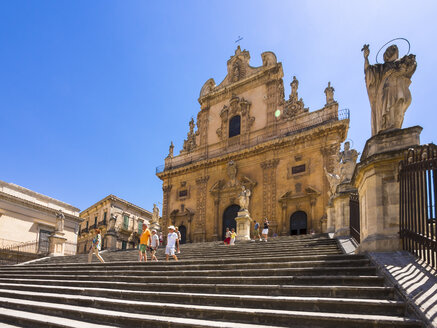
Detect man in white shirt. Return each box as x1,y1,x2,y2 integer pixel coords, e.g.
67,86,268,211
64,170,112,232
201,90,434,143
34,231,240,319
166,225,179,261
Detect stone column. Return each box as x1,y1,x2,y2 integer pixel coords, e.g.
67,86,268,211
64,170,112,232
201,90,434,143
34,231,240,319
281,203,288,235
326,204,335,233
213,199,220,240
353,126,422,252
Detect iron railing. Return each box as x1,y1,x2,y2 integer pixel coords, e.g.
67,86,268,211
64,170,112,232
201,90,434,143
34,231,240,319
349,193,360,243
156,108,350,174
399,144,437,269
0,239,49,265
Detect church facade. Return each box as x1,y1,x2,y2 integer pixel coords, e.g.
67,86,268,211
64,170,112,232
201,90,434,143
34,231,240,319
156,47,349,243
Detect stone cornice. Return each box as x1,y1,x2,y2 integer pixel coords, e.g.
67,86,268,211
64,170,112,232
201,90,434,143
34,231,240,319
0,180,80,212
80,194,152,218
157,120,348,179
351,148,406,188
0,191,83,224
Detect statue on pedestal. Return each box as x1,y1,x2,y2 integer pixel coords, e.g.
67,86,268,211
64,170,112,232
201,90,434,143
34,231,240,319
324,82,335,105
338,141,359,183
362,43,416,136
238,186,251,210
152,204,160,223
55,210,65,233
290,76,299,101
168,141,174,158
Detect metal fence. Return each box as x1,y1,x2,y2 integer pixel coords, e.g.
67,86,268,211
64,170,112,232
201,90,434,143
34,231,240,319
399,144,437,269
349,193,360,243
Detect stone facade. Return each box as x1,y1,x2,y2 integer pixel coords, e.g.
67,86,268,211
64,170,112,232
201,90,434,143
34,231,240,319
157,47,349,243
0,180,82,255
77,195,153,253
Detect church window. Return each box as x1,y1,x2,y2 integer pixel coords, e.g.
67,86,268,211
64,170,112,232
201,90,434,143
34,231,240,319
229,115,241,138
179,190,188,198
292,164,306,174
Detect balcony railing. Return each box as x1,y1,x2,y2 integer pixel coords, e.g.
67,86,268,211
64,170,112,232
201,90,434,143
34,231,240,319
81,228,89,234
156,108,349,174
98,220,107,227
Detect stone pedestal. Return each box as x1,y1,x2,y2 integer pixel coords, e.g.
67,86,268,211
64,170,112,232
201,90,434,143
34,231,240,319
353,126,422,253
48,233,67,257
332,182,357,237
326,204,335,233
235,209,252,241
105,231,118,251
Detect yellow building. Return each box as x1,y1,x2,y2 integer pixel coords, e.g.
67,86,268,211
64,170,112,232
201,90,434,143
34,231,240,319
156,47,349,243
77,195,152,253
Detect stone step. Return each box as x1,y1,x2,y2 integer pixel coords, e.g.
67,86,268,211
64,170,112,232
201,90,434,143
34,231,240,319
0,274,386,287
14,254,363,269
0,287,404,316
0,282,396,300
1,259,370,274
82,247,342,259
0,296,423,328
0,307,118,328
0,266,378,279
0,304,273,328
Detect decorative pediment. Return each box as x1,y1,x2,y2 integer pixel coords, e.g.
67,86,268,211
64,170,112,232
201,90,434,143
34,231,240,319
170,207,195,217
216,95,254,141
210,174,257,195
200,78,216,97
279,186,321,204
214,46,267,89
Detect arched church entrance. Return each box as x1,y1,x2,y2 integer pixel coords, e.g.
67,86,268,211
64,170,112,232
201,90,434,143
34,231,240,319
222,204,239,240
179,225,187,244
290,211,307,235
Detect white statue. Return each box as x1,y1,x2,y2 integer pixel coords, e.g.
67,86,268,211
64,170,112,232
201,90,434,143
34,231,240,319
338,142,359,183
238,186,251,210
362,43,416,136
55,210,65,232
152,204,160,223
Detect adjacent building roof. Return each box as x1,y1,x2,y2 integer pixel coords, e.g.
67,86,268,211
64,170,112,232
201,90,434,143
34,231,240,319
80,194,152,217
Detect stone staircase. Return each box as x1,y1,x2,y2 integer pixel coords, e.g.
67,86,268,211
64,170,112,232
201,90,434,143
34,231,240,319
0,235,424,327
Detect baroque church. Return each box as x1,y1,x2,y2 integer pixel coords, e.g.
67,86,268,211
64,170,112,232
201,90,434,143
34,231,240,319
156,47,349,243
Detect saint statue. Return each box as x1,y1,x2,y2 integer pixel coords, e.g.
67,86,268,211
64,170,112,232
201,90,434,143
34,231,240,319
108,213,117,231
168,141,174,158
338,141,359,183
152,204,160,223
324,166,340,199
55,210,65,232
226,160,238,186
232,63,240,82
324,82,335,105
362,43,417,136
238,186,251,210
290,76,299,100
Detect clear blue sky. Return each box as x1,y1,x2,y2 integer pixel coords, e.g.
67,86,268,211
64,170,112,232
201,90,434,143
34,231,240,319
1,1,436,212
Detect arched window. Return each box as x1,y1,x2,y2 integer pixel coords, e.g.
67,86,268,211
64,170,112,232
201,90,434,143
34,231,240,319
229,115,241,138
